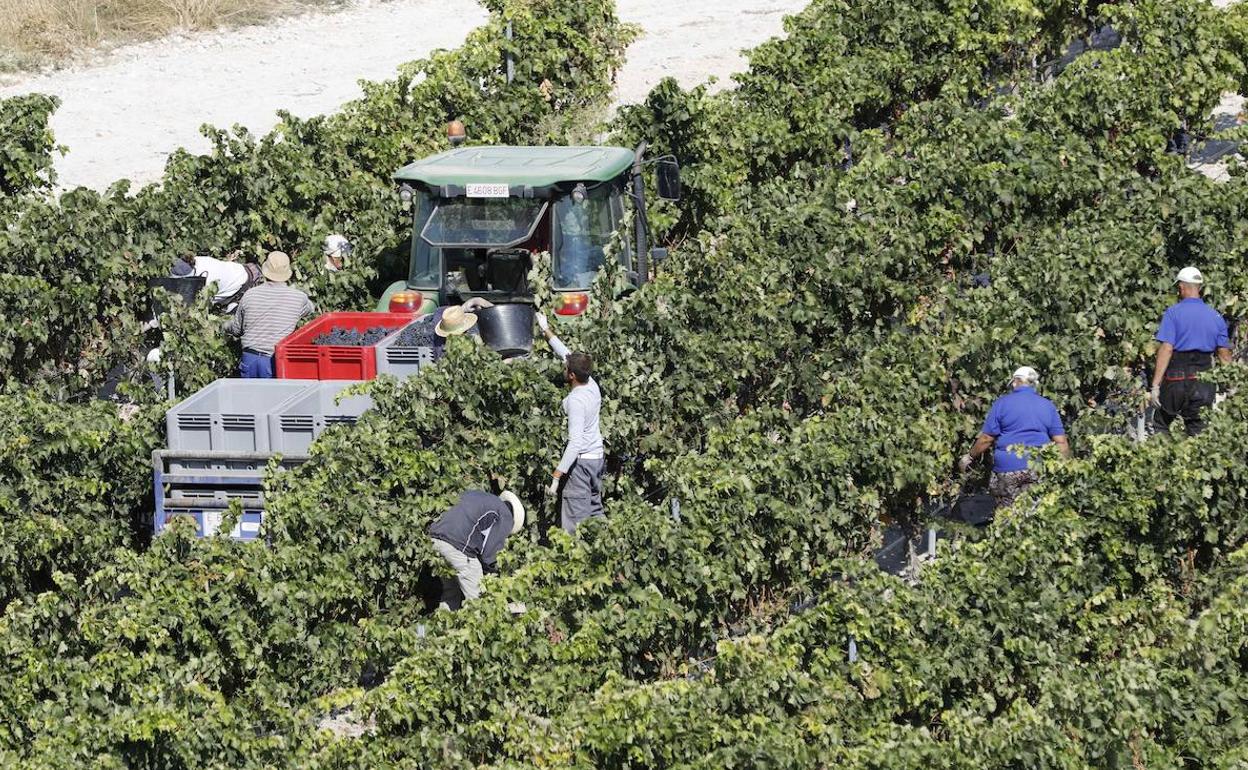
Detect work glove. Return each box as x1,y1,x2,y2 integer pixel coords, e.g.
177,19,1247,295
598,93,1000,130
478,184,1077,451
546,475,560,498
958,454,975,473
1149,385,1162,409
535,313,550,334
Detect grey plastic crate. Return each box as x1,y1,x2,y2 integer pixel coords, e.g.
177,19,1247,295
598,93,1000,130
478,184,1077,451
166,379,315,452
375,318,435,379
268,381,374,454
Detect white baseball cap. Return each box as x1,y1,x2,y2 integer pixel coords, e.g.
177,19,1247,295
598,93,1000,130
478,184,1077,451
323,233,351,257
500,491,525,534
1011,366,1039,385
1175,266,1204,285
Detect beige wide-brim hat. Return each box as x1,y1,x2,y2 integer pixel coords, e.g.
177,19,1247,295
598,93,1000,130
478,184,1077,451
500,491,525,534
262,251,293,283
435,305,478,337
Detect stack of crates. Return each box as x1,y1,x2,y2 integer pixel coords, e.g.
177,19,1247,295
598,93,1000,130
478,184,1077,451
155,379,374,540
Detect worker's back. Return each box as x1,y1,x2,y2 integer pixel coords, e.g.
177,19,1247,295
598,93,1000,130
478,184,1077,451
234,282,313,355
429,490,514,563
193,256,249,304
983,386,1063,471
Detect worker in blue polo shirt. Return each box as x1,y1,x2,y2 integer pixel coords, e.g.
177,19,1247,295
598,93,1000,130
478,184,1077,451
1149,266,1232,436
959,366,1070,509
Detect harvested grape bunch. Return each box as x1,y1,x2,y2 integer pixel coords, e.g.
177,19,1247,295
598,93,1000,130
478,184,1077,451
393,316,436,348
313,326,393,346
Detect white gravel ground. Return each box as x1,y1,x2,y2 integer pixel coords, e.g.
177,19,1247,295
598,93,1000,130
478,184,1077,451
0,0,806,191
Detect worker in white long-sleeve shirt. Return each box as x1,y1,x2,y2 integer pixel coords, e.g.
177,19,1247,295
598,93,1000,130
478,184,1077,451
536,313,605,533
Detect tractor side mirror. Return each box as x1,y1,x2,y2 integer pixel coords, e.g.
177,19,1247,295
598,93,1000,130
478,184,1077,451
650,247,669,265
656,158,682,201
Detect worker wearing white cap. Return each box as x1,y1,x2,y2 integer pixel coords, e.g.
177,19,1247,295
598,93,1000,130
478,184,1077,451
427,489,525,610
1149,266,1232,435
959,366,1070,510
323,234,352,273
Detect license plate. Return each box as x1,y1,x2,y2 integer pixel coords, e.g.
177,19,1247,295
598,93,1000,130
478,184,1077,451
466,183,510,198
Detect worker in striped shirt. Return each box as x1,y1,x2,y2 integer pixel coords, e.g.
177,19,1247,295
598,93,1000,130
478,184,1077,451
224,251,314,378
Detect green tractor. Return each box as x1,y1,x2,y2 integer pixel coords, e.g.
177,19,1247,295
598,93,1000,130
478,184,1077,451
377,143,680,323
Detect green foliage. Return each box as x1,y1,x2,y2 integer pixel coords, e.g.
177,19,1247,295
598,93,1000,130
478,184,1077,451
0,94,60,197
2,0,1248,767
0,396,159,612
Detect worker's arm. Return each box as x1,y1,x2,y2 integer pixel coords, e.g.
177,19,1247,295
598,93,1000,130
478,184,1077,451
1052,434,1071,458
223,301,243,337
554,397,585,478
967,432,995,460
548,333,571,362
1151,342,1174,389
535,313,570,361
958,432,994,472
1217,346,1232,364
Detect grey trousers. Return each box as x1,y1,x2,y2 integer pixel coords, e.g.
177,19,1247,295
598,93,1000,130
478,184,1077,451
431,538,482,607
561,457,605,533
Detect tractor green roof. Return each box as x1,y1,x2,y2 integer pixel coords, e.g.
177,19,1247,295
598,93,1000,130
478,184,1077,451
394,146,635,189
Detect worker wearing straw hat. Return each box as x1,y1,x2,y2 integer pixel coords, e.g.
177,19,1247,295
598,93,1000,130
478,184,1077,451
958,365,1070,510
428,490,526,609
430,303,485,361
224,251,314,378
1149,266,1232,436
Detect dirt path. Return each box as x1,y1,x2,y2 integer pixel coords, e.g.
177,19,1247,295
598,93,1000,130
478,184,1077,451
0,0,805,191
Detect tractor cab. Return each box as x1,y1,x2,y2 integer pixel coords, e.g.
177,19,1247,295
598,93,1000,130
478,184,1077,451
379,145,679,320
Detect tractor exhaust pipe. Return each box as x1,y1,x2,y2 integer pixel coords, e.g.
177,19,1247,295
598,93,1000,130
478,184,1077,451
632,142,650,286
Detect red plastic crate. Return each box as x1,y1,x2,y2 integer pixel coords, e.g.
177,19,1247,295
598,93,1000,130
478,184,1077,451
275,312,410,380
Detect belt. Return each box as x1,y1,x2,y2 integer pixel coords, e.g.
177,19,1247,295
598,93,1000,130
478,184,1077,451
1164,351,1213,382
578,452,604,460
242,348,273,357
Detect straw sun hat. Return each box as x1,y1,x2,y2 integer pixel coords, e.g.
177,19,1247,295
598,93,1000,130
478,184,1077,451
261,251,293,283
435,305,478,337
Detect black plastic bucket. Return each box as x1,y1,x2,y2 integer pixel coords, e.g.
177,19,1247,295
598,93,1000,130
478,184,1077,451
474,303,535,358
146,276,207,320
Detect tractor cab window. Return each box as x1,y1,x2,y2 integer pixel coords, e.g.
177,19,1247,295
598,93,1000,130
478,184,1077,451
443,248,532,296
408,193,438,289
553,183,621,289
422,197,549,298
422,198,547,249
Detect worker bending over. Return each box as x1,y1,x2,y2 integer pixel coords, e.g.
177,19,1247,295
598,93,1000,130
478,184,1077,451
224,251,314,378
428,490,525,609
536,313,605,533
959,366,1070,509
1149,266,1232,436
171,253,262,310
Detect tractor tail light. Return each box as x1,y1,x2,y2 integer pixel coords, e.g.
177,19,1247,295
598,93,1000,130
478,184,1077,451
389,291,424,314
554,292,588,316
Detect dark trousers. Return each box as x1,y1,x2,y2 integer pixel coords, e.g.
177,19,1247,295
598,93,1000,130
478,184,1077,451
1154,378,1215,436
240,350,275,378
1153,352,1215,436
